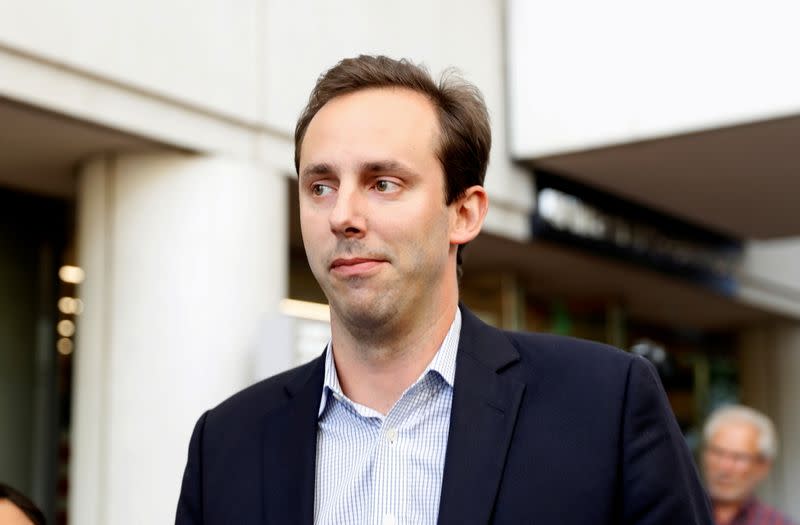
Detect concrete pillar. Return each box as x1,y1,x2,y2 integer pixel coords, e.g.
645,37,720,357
69,153,288,525
739,322,800,521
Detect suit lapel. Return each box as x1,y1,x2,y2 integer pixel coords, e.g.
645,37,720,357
437,307,526,524
261,354,325,524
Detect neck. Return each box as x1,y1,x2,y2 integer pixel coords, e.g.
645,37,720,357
329,297,458,415
713,500,747,525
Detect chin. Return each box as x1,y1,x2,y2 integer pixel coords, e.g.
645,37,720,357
335,295,396,330
709,487,747,504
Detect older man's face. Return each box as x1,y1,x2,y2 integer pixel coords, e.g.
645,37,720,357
702,421,770,504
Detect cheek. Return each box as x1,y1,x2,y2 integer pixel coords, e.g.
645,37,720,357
300,224,327,268
413,198,450,232
741,467,761,483
300,208,327,240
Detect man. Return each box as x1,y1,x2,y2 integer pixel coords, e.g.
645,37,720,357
702,405,797,525
176,55,712,524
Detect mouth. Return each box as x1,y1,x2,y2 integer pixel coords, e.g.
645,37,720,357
330,257,387,277
708,475,736,489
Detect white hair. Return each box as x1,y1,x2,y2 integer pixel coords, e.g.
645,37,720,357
703,404,778,461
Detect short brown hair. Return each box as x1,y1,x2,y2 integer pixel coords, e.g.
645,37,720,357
294,55,491,269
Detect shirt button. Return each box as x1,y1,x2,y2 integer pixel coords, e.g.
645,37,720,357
386,427,398,443
382,513,398,525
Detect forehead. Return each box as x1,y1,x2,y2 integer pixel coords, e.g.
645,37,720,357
300,87,440,168
710,420,760,451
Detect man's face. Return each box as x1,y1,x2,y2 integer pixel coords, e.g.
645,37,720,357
298,88,457,330
702,421,770,505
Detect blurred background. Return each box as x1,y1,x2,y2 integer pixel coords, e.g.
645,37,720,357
1,0,799,523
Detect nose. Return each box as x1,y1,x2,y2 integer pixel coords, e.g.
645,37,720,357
329,184,366,238
713,454,738,473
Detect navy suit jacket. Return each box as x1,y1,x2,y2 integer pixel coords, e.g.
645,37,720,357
176,306,712,524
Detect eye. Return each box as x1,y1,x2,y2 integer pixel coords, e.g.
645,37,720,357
374,180,400,193
311,183,333,196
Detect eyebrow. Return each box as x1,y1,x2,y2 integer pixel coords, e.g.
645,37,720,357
300,163,335,180
360,160,419,177
300,160,420,180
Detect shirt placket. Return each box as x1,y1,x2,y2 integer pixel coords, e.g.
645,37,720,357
402,374,446,524
373,387,422,524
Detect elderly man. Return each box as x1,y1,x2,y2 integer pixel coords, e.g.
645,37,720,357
702,405,797,525
177,55,712,524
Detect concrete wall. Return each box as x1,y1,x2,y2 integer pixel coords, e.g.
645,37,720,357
0,0,262,122
741,237,800,290
737,238,800,319
507,0,800,157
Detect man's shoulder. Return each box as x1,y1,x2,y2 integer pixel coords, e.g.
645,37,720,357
205,355,323,427
507,329,627,357
493,327,651,397
462,306,635,370
460,306,644,390
503,328,637,371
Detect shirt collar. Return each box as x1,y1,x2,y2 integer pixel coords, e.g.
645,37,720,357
733,497,759,521
318,307,462,418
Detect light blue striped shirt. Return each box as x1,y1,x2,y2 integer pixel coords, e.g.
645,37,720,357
314,309,461,525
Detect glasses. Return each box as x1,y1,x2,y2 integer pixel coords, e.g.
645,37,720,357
704,444,764,467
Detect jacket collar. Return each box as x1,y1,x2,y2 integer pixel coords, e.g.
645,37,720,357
437,305,526,524
261,353,324,524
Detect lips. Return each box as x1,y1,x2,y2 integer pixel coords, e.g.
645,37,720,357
330,257,386,277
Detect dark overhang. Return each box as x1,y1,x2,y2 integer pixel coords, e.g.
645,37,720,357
531,170,743,296
523,114,800,239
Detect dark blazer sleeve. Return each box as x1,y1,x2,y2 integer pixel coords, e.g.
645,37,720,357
176,411,208,525
620,356,712,524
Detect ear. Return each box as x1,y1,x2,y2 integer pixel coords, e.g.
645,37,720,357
449,185,489,246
